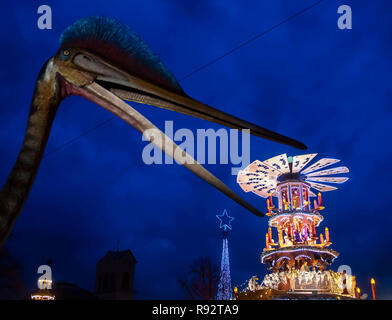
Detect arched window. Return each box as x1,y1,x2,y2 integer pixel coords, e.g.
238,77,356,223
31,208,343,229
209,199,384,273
121,272,130,290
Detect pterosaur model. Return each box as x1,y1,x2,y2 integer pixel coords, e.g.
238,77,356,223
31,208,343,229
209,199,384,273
0,16,306,245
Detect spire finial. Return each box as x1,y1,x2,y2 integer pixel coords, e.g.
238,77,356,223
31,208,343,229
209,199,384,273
216,209,234,232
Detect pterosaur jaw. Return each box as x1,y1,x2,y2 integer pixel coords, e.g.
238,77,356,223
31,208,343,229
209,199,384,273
58,50,306,149
95,74,307,149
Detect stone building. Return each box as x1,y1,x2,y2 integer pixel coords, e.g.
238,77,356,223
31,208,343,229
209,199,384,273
94,249,137,300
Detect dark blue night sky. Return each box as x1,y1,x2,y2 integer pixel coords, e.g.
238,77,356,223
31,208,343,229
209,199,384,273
0,0,391,299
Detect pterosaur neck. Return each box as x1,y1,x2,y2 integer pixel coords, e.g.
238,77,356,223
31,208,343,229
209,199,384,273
0,76,60,246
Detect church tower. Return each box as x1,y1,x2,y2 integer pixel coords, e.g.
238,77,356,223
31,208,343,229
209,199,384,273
94,246,137,300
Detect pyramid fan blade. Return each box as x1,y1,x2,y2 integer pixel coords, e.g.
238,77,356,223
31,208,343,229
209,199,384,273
243,159,282,179
238,183,253,192
257,162,282,178
307,181,338,192
301,158,340,174
237,170,251,184
249,161,276,178
237,169,277,194
263,154,290,173
237,160,280,196
292,153,318,173
248,160,264,173
306,166,349,177
306,176,349,184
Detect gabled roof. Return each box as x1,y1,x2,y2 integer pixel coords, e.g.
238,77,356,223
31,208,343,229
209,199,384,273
98,249,137,264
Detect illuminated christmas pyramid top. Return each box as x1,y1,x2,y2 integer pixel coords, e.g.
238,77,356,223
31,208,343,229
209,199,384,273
237,153,349,199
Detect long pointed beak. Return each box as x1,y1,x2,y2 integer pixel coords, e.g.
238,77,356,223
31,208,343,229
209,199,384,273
71,52,306,149
94,75,307,150
74,81,264,217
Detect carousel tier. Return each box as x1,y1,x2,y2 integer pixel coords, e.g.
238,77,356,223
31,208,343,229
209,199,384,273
261,246,339,269
268,210,323,227
235,268,357,300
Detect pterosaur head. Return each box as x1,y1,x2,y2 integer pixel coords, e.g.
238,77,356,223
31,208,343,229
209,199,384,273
50,16,306,149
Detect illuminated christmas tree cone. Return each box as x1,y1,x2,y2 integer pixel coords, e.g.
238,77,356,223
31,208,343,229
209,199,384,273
235,153,358,300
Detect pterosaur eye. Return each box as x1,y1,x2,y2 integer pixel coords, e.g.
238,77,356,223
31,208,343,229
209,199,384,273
60,49,71,60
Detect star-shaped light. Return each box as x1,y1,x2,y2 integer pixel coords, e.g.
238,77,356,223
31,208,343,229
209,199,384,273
216,210,234,231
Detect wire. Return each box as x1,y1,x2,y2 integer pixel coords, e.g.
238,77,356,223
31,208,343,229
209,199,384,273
44,0,325,158
180,0,325,81
43,116,116,158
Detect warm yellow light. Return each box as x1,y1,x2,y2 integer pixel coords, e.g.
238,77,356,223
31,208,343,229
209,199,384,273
371,278,375,285
356,287,360,293
234,287,238,293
